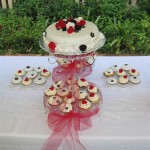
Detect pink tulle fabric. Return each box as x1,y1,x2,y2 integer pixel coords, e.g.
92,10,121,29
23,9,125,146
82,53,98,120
52,59,92,82
42,98,100,150
42,58,101,150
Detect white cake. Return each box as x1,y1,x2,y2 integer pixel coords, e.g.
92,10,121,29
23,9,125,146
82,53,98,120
42,17,105,55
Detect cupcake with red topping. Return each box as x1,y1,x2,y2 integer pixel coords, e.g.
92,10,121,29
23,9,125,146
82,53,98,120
129,69,139,76
15,69,26,77
87,84,98,93
117,68,126,76
22,77,32,86
87,93,99,103
78,78,89,87
44,85,57,96
79,99,92,110
41,69,51,77
118,75,129,84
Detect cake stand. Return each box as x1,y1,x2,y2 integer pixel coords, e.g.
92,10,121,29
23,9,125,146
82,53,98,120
39,34,106,150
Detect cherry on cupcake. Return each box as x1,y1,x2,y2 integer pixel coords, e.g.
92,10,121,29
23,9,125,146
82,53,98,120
82,99,87,104
119,68,123,73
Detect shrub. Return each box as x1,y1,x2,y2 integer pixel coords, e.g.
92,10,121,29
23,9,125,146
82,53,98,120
0,0,150,55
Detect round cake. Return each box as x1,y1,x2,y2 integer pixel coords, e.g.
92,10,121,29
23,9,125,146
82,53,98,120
41,17,105,56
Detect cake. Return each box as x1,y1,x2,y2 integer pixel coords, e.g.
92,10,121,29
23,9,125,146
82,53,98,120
42,17,105,56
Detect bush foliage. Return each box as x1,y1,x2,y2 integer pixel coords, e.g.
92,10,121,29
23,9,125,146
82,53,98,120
0,0,150,55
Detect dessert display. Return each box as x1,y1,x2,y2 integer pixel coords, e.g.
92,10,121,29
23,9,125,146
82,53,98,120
41,17,105,56
11,66,51,86
40,17,105,150
104,64,141,85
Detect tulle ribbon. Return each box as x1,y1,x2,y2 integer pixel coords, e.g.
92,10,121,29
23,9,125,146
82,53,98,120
52,59,92,82
42,102,99,150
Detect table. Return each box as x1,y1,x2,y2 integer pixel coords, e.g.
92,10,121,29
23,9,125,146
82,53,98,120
0,56,150,150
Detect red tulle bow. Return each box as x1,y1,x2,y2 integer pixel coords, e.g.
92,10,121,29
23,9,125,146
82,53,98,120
52,59,92,82
42,105,99,150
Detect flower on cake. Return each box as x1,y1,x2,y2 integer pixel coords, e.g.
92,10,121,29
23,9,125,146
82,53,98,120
48,42,56,53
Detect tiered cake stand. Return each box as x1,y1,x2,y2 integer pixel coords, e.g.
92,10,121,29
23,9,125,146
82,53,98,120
39,34,106,150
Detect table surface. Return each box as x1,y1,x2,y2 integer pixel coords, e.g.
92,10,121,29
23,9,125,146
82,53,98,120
0,56,150,150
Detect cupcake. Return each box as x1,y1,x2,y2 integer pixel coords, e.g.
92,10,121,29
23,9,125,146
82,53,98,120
78,78,89,87
22,77,32,86
129,76,141,84
44,85,57,96
129,69,139,76
15,69,26,77
121,64,131,71
117,68,126,76
41,69,51,77
87,84,98,93
24,66,34,72
118,75,129,84
87,93,99,103
48,95,62,106
110,65,120,72
79,99,92,110
103,69,114,77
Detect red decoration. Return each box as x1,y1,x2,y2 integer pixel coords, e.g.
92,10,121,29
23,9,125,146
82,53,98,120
43,69,48,73
67,26,75,34
67,93,72,99
89,93,95,97
80,78,86,82
49,86,54,90
82,99,87,104
18,70,22,73
48,42,56,53
25,78,29,82
67,18,73,22
119,68,123,73
123,75,128,79
89,85,94,89
132,69,136,73
76,20,86,26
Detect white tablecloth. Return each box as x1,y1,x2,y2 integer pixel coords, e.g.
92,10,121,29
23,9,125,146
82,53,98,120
0,56,150,150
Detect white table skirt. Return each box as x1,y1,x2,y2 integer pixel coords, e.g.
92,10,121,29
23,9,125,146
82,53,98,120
0,56,150,150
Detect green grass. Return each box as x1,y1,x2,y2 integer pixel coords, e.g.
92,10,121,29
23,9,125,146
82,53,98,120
0,0,150,55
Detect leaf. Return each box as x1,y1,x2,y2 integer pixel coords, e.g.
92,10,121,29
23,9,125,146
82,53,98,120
110,39,119,47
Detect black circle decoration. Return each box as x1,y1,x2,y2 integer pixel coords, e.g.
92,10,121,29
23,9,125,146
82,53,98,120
79,45,87,52
90,32,95,37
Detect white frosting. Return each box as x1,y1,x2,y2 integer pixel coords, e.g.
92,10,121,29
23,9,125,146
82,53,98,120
34,66,44,72
11,76,22,84
23,66,34,72
60,103,73,113
48,96,62,106
111,65,120,72
106,77,118,85
118,75,129,84
129,76,141,84
34,76,46,85
104,69,114,77
22,77,32,86
26,71,38,79
76,90,88,99
79,100,92,110
53,80,64,89
121,64,131,71
43,20,105,55
88,93,99,103
78,78,89,87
